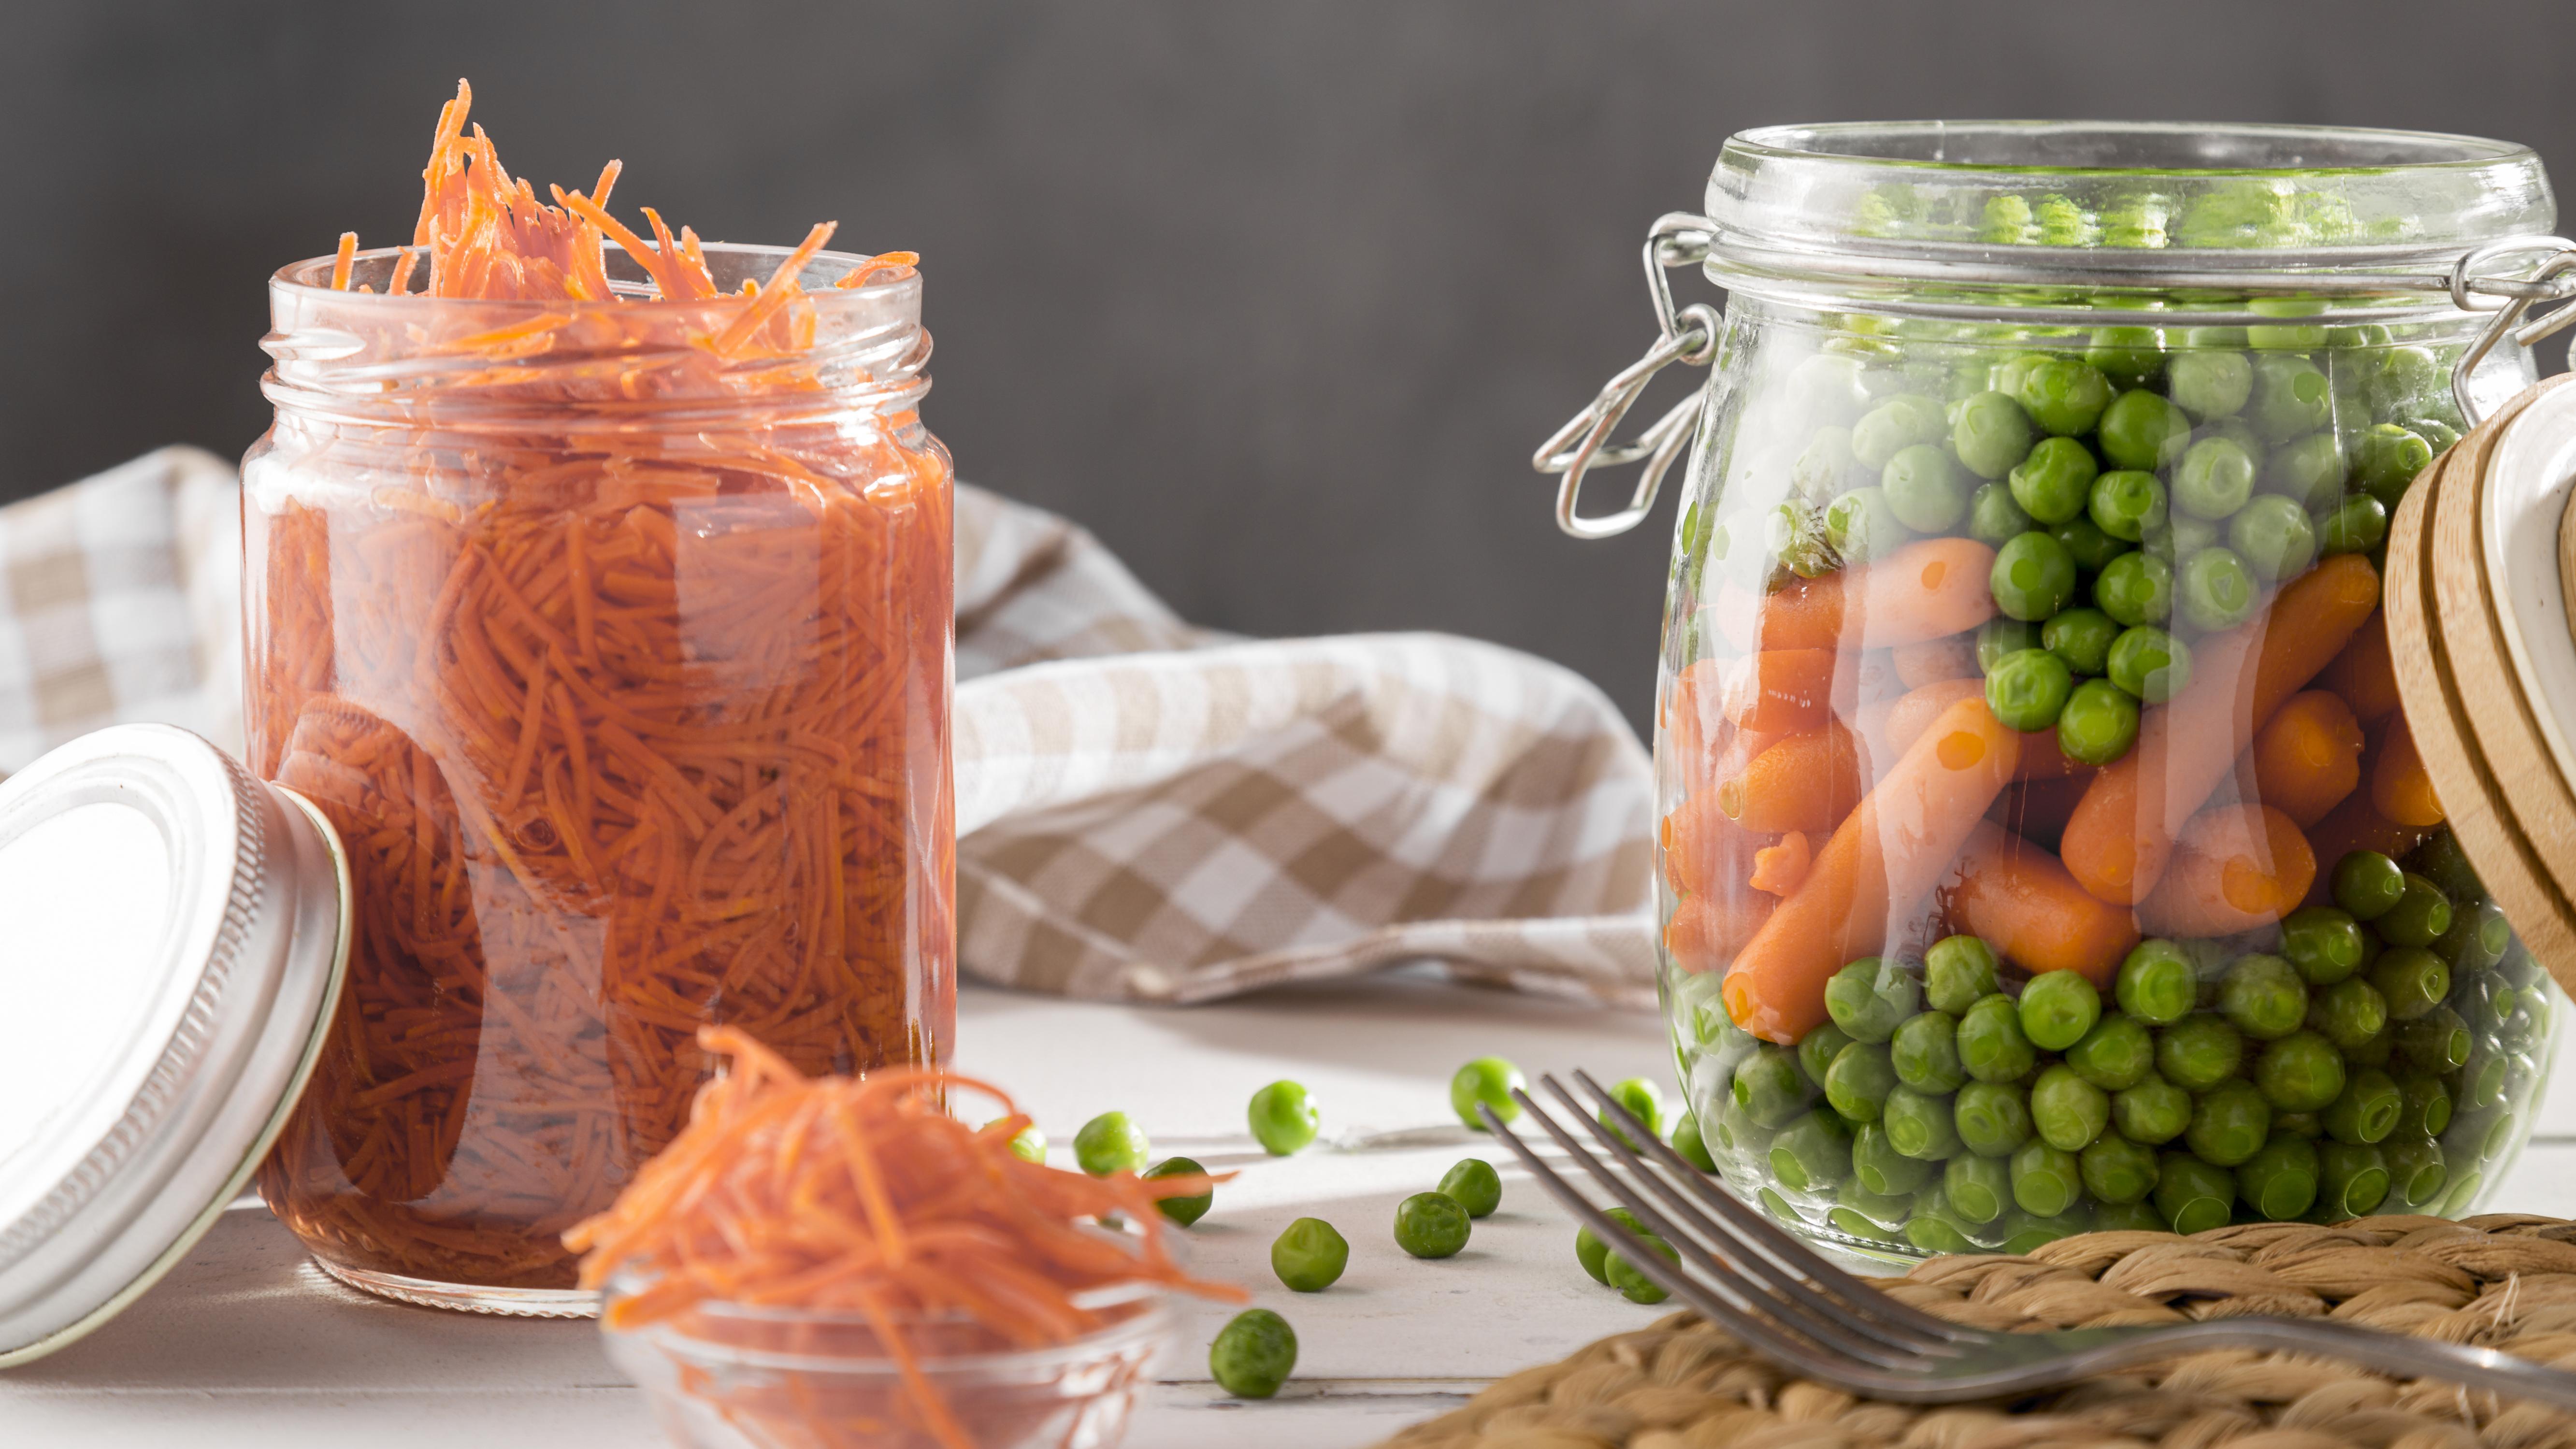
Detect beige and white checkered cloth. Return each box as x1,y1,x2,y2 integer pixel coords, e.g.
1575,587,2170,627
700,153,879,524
0,447,1660,1007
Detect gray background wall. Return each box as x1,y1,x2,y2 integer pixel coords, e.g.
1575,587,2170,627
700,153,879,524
4,0,2571,732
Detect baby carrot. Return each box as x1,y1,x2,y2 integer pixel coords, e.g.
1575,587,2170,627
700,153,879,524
1718,537,1998,653
1665,891,1776,974
2318,607,2402,724
2370,714,2446,828
1721,724,1864,835
2251,689,2364,829
1873,675,2083,782
1892,632,1978,689
1660,790,1762,898
1749,831,1811,896
1941,821,2139,986
2061,553,2379,904
1720,649,1840,734
2301,789,2436,906
1723,696,2020,1042
2135,803,2317,937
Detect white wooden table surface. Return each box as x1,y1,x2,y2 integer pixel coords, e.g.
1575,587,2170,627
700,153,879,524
6,975,2573,1449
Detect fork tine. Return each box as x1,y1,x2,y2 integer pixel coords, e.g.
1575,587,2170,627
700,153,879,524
1541,1076,1954,1363
1476,1099,1865,1383
1564,1069,1966,1346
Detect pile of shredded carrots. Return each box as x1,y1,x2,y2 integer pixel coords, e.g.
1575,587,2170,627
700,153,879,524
252,81,956,1291
567,1028,1239,1449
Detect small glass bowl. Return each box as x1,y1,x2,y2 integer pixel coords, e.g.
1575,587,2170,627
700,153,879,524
600,1278,1171,1449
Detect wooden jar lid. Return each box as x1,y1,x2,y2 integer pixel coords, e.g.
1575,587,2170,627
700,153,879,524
2386,373,2576,1000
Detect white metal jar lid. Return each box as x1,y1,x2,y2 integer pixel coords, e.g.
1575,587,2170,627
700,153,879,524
0,724,349,1366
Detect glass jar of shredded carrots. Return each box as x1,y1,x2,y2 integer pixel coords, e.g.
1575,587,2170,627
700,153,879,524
246,87,954,1313
1551,122,2569,1266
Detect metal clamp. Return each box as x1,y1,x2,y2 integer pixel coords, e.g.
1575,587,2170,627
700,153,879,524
2448,236,2576,424
1532,214,1722,540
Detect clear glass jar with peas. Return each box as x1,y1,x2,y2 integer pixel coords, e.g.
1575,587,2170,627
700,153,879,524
1548,121,2571,1267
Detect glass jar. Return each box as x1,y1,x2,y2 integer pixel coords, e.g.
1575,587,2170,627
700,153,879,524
1550,122,2575,1265
245,242,955,1312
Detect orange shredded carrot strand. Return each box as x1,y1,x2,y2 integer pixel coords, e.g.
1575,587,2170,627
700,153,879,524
330,231,359,290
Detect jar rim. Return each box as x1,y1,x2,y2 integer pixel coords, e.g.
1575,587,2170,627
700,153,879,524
271,238,921,309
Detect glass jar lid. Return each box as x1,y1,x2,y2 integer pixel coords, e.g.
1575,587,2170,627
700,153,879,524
0,725,350,1366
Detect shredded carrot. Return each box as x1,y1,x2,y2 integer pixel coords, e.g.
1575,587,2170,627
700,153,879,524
566,1029,1242,1449
329,231,358,290
252,80,951,1294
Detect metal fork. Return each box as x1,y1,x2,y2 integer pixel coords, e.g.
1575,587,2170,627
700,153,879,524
1480,1071,2576,1409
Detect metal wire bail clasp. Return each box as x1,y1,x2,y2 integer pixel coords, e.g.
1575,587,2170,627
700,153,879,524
2448,235,2576,424
1534,214,1723,540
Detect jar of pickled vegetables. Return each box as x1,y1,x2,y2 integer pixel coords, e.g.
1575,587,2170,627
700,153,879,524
1541,122,2576,1264
245,234,955,1313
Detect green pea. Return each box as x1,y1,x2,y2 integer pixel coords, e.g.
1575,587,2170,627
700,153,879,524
1883,1085,1964,1161
2066,1012,2155,1090
2007,435,2099,523
2227,494,2318,582
2395,1004,2472,1074
2282,906,2366,985
2091,550,2175,628
2057,677,2142,766
1940,1151,2010,1224
1977,617,2043,673
2436,899,2513,976
1766,500,1838,580
1954,390,2037,479
2353,423,2434,509
1958,993,2039,1083
2263,432,2347,513
2019,971,2101,1052
2010,1139,2083,1217
2184,1079,2274,1167
2247,355,2333,443
1851,393,1950,469
1953,1079,2035,1159
1599,1075,1665,1149
1793,425,1862,502
2087,326,2165,387
1890,1010,1966,1094
2364,345,2440,415
1209,1308,1298,1399
1605,1231,1681,1304
1716,1098,1776,1158
1450,1056,1525,1130
2157,1014,2245,1092
1145,1157,1215,1226
2218,954,2308,1041
2235,1134,2320,1220
1768,1108,1854,1190
1438,1158,1503,1219
2168,350,2253,419
2273,1110,2324,1140
2377,875,2455,949
1824,957,1921,1044
1574,1206,1641,1284
2156,1152,2237,1234
2089,469,2169,543
2318,495,2389,557
1823,487,1910,564
1851,1120,1935,1197
1879,443,1971,533
1824,1042,1899,1123
2322,1067,2402,1146
2079,1131,2161,1205
2173,438,2256,521
1905,1211,1980,1254
1249,1080,1321,1156
2309,977,2389,1052
1967,481,2036,546
1990,531,2079,622
1669,1105,1718,1172
2112,1073,2193,1145
2117,940,2199,1026
2015,357,2115,437
988,1118,1048,1164
1797,1024,1855,1091
2251,1030,2347,1113
2055,516,2125,573
1839,1178,1915,1230
2092,1200,2168,1233
2371,947,2451,1023
2099,388,2193,471
2333,851,2407,920
2107,626,2191,703
1998,1205,2090,1255
1925,936,2001,1016
1271,1217,1349,1291
2031,1064,2111,1152
1734,1044,1813,1128
2385,1135,2448,1205
2179,547,2258,632
1985,647,2074,731
2155,513,2221,564
1394,1191,1472,1259
1074,1111,1151,1176
2318,1141,2391,1219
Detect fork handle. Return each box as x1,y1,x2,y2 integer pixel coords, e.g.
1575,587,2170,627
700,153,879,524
2060,1315,2576,1412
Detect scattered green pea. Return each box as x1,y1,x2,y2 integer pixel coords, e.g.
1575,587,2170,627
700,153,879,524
1145,1157,1214,1226
1600,1076,1666,1149
1450,1056,1525,1130
1438,1159,1502,1218
1393,1191,1471,1259
1209,1308,1298,1399
1074,1111,1151,1176
988,1118,1048,1164
1669,1105,1718,1172
1248,1080,1321,1156
1604,1231,1680,1305
1574,1206,1641,1284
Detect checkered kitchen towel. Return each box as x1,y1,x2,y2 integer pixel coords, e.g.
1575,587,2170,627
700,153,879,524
0,447,1659,1006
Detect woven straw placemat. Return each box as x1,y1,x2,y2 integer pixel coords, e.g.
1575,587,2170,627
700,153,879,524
1381,1214,2576,1449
